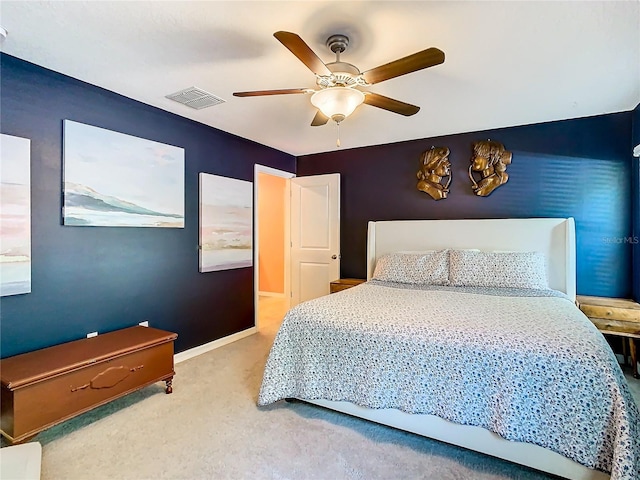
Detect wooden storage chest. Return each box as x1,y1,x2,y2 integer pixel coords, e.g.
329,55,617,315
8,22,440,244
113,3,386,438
1,326,177,444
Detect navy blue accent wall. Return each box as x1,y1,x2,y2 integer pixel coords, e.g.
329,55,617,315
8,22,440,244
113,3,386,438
632,103,640,302
298,114,633,298
0,54,296,358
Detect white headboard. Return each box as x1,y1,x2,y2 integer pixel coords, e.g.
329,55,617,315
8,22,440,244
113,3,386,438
367,218,576,300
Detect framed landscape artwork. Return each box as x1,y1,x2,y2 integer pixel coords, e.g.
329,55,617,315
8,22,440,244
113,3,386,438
63,120,185,227
199,173,253,272
1,134,31,296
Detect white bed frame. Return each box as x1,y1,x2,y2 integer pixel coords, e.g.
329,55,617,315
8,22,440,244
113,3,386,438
305,218,609,480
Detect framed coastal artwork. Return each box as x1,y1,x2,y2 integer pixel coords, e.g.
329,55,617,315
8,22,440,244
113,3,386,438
199,173,253,272
62,120,184,227
1,134,31,296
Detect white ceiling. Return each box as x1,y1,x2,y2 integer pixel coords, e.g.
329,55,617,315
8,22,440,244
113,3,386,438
1,1,638,156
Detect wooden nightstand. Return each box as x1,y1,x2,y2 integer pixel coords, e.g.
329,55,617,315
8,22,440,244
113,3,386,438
330,278,366,293
576,295,640,378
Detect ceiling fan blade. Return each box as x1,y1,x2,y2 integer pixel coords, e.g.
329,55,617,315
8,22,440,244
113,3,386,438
233,88,312,97
362,48,445,85
363,92,420,116
274,31,332,76
311,110,329,126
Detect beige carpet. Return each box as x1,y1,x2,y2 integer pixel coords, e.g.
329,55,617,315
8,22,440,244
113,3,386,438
5,297,639,480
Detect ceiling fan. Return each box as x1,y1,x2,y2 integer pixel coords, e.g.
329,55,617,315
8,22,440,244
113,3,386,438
233,31,445,127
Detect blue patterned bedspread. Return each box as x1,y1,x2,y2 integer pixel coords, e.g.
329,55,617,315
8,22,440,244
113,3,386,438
258,282,640,479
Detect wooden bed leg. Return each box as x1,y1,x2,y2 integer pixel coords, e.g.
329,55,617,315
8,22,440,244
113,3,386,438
622,338,629,366
630,339,638,379
165,378,173,394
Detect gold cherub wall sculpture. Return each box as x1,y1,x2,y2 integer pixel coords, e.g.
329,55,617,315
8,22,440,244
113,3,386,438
468,140,512,197
417,147,451,201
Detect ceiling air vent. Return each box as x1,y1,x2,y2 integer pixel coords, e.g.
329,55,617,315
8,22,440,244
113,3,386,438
165,87,225,110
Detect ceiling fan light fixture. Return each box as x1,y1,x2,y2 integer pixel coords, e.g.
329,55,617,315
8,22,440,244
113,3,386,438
310,87,364,123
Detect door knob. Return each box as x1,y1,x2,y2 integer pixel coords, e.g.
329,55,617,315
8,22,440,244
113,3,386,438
331,255,337,259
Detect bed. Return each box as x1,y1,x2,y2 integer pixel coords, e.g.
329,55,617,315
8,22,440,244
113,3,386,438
258,218,640,480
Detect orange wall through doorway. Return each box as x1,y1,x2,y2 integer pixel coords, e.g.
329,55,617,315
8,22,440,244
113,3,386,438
258,173,286,294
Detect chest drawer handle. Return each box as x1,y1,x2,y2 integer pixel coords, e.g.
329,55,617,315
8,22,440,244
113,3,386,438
71,383,90,393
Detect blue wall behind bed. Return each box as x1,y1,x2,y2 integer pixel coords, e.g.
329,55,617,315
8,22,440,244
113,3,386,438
0,54,296,358
298,113,634,299
632,103,640,302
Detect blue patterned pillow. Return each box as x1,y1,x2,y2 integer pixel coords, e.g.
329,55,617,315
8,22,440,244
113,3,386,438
373,250,449,285
449,250,548,289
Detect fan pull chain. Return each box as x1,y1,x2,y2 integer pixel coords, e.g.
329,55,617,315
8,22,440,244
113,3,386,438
336,121,341,148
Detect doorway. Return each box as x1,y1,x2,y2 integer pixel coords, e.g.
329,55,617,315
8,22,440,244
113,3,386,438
254,165,294,331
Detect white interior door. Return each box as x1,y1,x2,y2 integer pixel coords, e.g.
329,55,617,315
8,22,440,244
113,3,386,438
290,173,340,306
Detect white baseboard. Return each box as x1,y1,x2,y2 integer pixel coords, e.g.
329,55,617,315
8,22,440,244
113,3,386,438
258,291,285,298
174,327,257,364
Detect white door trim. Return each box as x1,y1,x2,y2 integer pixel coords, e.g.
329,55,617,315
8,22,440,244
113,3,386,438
254,164,295,329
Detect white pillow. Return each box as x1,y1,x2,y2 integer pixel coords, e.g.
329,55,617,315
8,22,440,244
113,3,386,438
449,250,548,289
373,250,449,285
